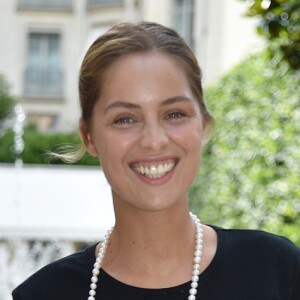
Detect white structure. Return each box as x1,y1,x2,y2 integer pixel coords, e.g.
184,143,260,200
0,0,262,132
0,163,114,299
0,164,114,241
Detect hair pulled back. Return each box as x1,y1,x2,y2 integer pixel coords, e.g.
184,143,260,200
79,21,213,128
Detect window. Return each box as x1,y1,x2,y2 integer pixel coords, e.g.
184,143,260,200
173,0,195,47
87,0,123,8
18,0,73,11
24,32,63,98
27,114,58,131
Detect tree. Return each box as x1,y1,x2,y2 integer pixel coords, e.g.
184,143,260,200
0,74,16,137
190,51,300,245
241,0,300,70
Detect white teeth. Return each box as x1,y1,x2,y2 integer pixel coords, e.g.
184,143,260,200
134,161,175,179
144,167,150,175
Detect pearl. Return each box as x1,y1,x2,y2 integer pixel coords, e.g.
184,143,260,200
92,268,99,276
91,276,98,283
90,283,97,289
189,288,197,295
194,256,201,264
195,244,202,250
87,216,203,300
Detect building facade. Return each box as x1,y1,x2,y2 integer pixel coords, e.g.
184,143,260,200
0,0,262,132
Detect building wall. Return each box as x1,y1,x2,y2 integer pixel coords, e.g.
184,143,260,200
0,0,262,132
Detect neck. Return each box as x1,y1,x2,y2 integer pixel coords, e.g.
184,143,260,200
101,207,197,287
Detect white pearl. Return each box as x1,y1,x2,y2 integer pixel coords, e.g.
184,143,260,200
196,239,202,245
192,275,199,282
89,290,96,296
195,244,202,250
91,276,98,283
188,295,196,300
189,288,197,295
88,297,95,300
193,264,200,270
193,269,200,276
191,281,198,288
193,256,201,264
197,233,203,239
92,268,99,275
90,283,97,289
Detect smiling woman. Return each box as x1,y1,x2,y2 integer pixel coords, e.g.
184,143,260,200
12,21,300,300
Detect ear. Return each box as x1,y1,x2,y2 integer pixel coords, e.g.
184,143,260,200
78,120,98,157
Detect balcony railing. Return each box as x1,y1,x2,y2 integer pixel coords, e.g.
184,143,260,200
18,0,73,11
24,68,63,98
87,0,124,8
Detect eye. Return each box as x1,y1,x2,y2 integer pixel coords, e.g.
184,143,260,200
113,114,136,126
165,111,186,120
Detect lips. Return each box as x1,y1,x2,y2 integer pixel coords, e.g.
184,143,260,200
130,159,177,179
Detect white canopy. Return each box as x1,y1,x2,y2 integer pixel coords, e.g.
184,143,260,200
0,164,115,241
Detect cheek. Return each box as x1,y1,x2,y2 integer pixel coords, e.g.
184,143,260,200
171,124,204,150
95,131,135,161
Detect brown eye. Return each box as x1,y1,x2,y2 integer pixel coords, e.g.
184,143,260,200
115,117,133,124
165,111,186,120
113,114,136,126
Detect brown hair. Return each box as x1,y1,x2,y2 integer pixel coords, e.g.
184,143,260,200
80,21,213,128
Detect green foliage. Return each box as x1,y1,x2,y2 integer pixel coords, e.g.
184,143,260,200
241,0,300,70
0,128,99,166
190,51,300,245
0,74,16,126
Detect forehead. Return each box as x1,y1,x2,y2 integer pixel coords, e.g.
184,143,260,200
105,50,187,78
99,51,192,102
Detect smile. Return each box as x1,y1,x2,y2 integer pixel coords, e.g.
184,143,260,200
132,161,176,179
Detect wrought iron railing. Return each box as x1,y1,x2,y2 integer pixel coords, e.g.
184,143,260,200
87,0,124,8
18,0,73,11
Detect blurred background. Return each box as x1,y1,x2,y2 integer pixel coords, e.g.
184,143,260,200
0,0,299,299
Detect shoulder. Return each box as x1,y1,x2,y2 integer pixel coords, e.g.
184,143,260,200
12,243,97,300
214,226,300,258
207,226,300,299
214,226,300,280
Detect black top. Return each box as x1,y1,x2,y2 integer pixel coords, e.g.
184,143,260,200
12,227,300,300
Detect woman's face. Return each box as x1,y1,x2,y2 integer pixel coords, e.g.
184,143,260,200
82,51,204,213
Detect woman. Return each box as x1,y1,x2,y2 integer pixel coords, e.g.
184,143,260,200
13,21,300,300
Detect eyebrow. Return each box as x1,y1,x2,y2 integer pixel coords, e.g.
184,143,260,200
104,96,192,114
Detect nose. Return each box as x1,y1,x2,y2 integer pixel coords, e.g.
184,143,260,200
140,121,169,151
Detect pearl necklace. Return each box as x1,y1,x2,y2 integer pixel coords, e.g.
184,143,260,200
88,212,203,300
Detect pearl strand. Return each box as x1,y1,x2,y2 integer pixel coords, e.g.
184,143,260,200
88,212,203,300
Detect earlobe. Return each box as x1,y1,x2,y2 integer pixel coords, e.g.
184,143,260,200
78,121,98,157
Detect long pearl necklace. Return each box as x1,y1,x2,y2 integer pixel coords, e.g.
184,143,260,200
88,212,203,300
